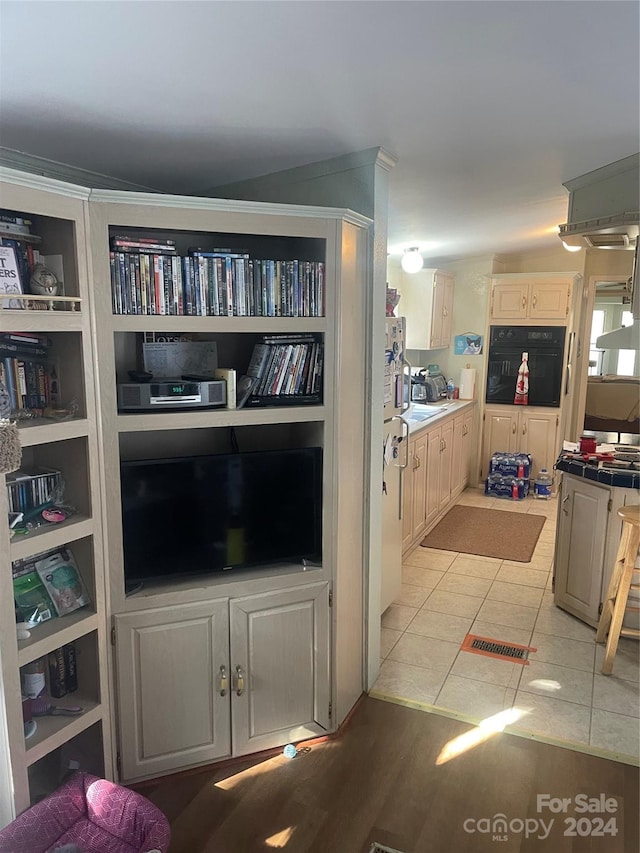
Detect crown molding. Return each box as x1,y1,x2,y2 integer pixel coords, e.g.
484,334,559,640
87,188,372,229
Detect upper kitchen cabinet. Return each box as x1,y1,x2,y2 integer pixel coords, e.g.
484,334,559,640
489,274,577,323
398,268,455,349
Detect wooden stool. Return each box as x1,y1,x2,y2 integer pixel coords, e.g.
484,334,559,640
596,505,640,675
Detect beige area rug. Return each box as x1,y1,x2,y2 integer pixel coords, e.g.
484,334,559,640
420,505,545,562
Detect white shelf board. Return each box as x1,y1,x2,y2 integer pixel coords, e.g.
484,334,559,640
18,610,98,667
111,315,326,334
17,417,90,447
0,312,86,333
10,515,94,562
25,699,102,767
116,405,326,432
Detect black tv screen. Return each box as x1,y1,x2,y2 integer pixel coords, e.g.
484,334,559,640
120,447,322,584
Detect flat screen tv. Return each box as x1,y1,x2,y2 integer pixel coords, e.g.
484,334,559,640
120,447,322,585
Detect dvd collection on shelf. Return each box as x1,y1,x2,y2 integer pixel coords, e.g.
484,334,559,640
109,236,325,318
6,467,62,516
239,334,324,407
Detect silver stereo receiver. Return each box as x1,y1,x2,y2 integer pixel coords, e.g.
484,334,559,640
117,379,226,411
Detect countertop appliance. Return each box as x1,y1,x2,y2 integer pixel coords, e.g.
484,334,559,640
382,316,409,613
486,325,566,407
411,369,447,402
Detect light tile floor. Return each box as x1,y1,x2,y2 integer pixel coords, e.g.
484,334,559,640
373,487,640,764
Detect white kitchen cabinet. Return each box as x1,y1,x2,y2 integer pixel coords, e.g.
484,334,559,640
438,419,454,511
452,412,473,498
425,427,442,528
554,474,640,629
489,275,574,323
554,477,609,626
462,409,474,488
398,268,455,350
114,582,330,781
402,403,474,555
402,431,428,549
481,405,559,481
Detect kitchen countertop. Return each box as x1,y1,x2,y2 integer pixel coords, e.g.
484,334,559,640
555,452,640,490
403,399,475,434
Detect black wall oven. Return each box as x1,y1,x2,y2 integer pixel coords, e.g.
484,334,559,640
486,326,566,407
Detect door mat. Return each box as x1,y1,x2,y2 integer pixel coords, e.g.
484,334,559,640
461,633,537,665
420,505,546,562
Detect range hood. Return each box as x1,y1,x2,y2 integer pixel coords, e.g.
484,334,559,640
559,154,639,349
558,153,639,250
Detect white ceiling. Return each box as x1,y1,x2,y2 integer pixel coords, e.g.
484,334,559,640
0,1,638,264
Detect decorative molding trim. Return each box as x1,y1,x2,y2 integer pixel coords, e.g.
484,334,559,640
375,149,398,172
0,148,154,192
87,188,372,228
0,166,91,200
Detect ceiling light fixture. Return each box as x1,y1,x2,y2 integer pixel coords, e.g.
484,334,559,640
401,247,424,274
561,240,582,253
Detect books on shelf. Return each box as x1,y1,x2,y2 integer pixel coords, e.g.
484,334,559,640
47,641,79,697
0,332,56,414
0,244,24,308
108,241,325,317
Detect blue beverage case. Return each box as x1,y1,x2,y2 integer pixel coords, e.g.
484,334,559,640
485,473,529,500
489,452,532,479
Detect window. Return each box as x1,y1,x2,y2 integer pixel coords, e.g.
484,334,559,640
588,309,605,375
616,311,637,376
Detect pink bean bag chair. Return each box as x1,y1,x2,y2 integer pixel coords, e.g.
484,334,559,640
0,772,170,853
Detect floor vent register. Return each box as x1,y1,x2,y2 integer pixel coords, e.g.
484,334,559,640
460,633,537,664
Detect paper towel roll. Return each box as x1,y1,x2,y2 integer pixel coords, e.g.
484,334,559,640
459,367,476,400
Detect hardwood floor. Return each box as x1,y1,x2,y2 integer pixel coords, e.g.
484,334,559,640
140,696,639,852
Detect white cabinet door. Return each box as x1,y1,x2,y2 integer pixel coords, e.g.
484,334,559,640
491,282,529,320
462,409,474,487
411,432,428,540
430,274,446,348
115,600,231,781
381,420,404,613
481,408,518,479
451,415,465,497
402,441,415,554
399,269,455,350
554,477,609,626
529,283,570,320
439,272,455,346
425,426,442,526
439,419,454,511
230,583,330,756
520,410,559,480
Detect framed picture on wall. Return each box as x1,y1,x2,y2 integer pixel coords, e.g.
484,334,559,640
454,332,483,355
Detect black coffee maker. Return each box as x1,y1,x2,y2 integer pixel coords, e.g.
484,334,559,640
410,369,429,402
